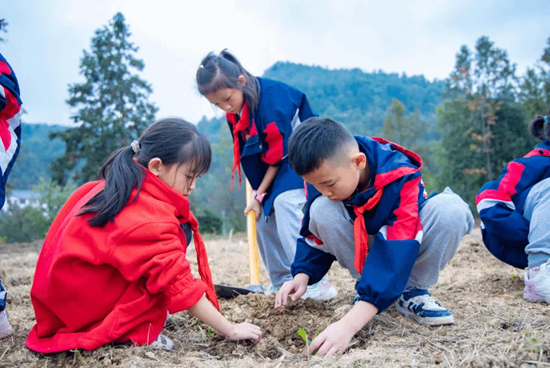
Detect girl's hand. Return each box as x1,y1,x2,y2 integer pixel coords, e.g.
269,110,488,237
274,273,309,308
306,320,355,356
244,198,262,220
225,322,262,343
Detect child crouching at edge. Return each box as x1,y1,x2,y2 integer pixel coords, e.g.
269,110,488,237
26,118,261,353
275,117,474,356
476,110,550,303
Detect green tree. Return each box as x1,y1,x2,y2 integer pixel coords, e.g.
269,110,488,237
520,36,550,117
34,178,76,223
0,205,50,243
51,13,158,185
382,98,428,152
436,36,532,210
0,19,8,43
190,118,246,233
0,179,76,243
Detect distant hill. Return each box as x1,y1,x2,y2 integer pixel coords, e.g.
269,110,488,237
8,123,66,189
263,62,445,134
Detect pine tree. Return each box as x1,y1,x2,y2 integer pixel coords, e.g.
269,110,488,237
0,19,8,43
51,13,158,184
520,36,550,118
436,36,531,210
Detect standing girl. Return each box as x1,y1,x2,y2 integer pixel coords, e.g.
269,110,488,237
196,50,336,299
476,110,550,303
26,118,261,353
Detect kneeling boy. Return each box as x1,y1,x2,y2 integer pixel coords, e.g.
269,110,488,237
275,117,474,356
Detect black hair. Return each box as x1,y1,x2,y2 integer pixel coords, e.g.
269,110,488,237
79,118,211,227
196,49,261,112
528,109,550,141
289,117,357,176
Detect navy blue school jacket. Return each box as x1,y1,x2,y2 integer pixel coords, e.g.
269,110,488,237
0,53,23,209
475,140,550,268
227,77,316,219
292,136,427,313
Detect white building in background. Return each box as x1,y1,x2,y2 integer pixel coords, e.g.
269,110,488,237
2,189,42,212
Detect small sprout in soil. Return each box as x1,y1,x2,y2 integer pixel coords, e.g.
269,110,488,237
510,274,515,279
70,349,88,367
297,329,311,345
297,329,317,356
207,328,215,335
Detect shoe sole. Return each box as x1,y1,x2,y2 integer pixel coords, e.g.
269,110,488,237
523,292,550,303
397,304,455,326
302,288,338,301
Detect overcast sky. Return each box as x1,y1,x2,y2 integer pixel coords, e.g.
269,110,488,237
1,0,549,126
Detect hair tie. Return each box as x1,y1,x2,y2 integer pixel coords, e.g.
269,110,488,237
130,140,141,155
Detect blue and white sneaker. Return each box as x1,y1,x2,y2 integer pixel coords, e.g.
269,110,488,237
397,288,454,325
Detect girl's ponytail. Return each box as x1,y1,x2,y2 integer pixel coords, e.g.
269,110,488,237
196,50,261,112
79,145,144,227
528,109,550,141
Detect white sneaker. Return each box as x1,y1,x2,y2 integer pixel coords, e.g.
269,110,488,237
150,333,174,351
0,310,13,339
397,289,454,325
302,277,337,301
524,260,550,303
264,284,281,296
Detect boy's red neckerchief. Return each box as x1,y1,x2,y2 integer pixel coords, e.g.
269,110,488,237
353,188,383,275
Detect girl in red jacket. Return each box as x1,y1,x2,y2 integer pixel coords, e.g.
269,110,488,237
26,118,261,353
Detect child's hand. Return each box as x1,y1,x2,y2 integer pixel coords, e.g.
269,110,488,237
274,273,309,308
244,198,262,220
306,320,354,356
225,322,262,343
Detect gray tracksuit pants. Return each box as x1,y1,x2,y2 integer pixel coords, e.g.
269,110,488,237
256,188,306,286
524,178,550,268
305,187,474,289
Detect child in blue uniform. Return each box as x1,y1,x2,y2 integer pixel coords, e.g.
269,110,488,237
0,53,23,339
275,117,474,356
476,110,550,303
196,50,335,300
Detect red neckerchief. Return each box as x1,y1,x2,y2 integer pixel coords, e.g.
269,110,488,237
226,101,251,190
144,172,220,310
353,188,383,275
186,211,220,310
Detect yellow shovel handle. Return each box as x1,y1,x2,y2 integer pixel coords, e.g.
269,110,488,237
246,181,262,287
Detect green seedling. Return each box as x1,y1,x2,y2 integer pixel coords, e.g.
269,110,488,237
297,329,317,356
207,328,215,335
70,349,88,367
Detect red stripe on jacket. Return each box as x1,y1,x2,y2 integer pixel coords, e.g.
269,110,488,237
475,161,524,204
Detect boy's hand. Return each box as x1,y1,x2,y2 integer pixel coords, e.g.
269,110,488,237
306,320,355,356
244,198,262,220
274,273,309,308
225,322,262,343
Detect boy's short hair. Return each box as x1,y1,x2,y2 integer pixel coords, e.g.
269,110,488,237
289,117,358,176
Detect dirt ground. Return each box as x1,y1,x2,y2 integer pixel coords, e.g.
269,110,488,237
0,229,549,368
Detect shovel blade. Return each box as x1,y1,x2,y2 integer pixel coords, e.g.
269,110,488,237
215,284,256,298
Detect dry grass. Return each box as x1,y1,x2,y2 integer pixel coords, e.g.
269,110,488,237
0,231,549,367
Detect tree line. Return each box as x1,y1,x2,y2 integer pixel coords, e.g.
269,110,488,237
1,13,548,242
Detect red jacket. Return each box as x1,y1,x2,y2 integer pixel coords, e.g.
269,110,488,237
26,170,217,353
